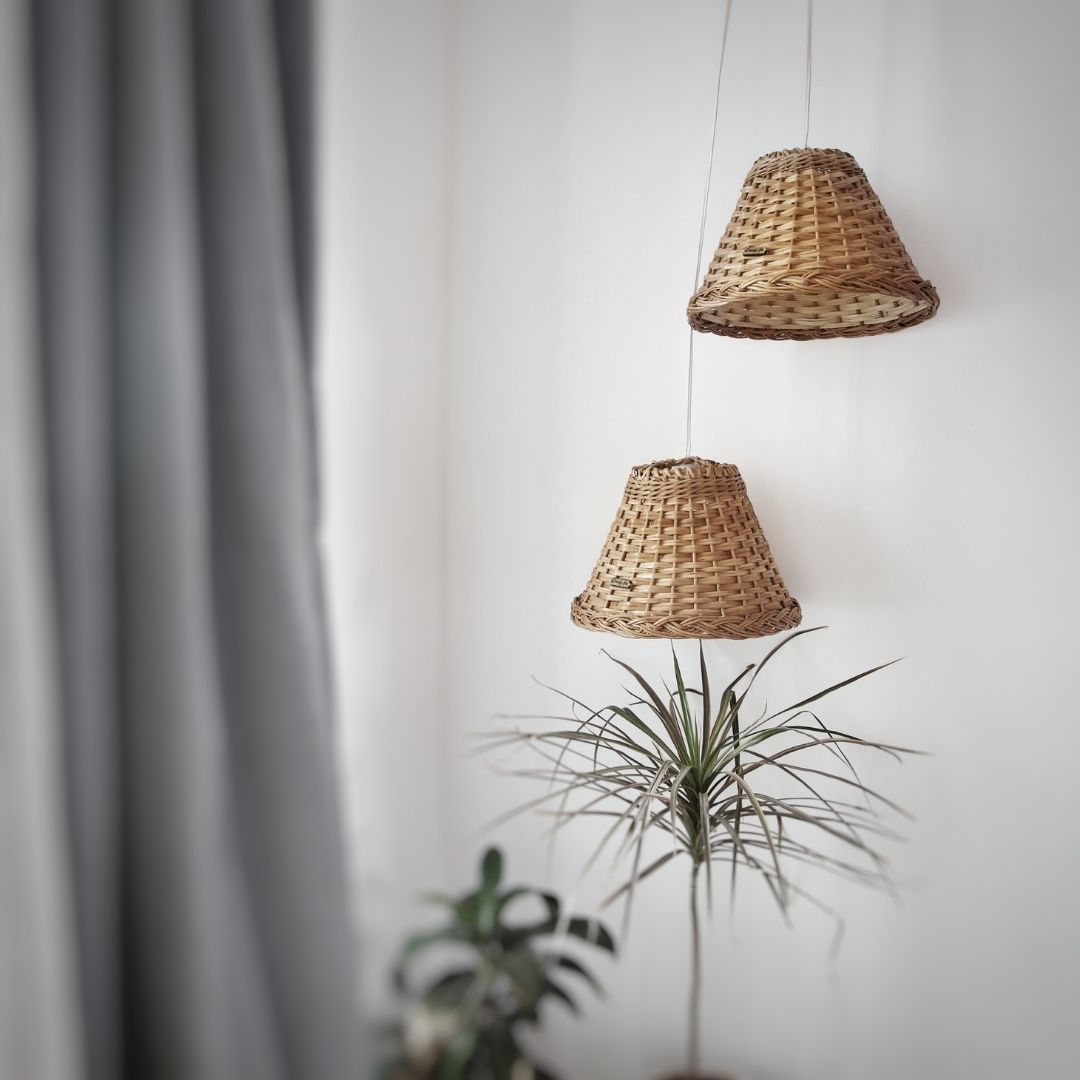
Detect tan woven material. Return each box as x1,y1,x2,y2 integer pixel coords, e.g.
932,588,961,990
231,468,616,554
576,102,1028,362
570,458,802,640
687,148,939,340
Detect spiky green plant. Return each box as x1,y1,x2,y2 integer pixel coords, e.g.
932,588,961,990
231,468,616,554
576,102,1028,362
484,628,920,1079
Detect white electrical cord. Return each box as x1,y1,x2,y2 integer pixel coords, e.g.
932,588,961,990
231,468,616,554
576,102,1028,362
685,0,733,459
803,0,814,148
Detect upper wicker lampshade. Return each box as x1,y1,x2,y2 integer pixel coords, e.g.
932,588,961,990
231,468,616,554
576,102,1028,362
687,148,939,340
570,458,801,640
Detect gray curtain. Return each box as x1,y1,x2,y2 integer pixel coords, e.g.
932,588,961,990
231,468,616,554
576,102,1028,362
1,0,83,1076
30,1,364,1078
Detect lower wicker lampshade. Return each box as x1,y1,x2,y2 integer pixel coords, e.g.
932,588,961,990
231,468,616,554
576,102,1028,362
570,458,802,640
687,147,939,340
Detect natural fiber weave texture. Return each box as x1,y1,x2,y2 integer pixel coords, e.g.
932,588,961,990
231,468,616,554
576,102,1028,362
687,148,939,340
571,458,801,640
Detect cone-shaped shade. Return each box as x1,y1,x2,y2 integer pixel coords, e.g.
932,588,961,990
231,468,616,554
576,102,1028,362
570,458,802,640
687,148,939,340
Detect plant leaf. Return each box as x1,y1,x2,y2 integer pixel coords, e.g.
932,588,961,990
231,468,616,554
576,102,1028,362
736,626,826,710
438,1028,477,1080
565,917,616,953
548,953,604,996
699,641,712,757
543,977,579,1013
604,652,689,759
501,947,545,1004
394,926,469,988
766,659,901,721
425,969,477,1008
480,847,503,892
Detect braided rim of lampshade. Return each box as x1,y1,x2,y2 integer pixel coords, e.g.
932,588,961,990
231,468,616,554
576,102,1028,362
687,148,939,341
570,457,802,640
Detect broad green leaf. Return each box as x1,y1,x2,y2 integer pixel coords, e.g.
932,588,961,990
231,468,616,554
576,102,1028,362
501,947,545,1004
480,847,503,893
542,977,579,1014
425,969,477,1008
564,917,616,953
438,1028,477,1080
394,926,469,987
548,953,604,996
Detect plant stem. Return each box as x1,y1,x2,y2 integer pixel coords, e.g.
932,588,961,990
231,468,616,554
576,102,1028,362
688,861,702,1080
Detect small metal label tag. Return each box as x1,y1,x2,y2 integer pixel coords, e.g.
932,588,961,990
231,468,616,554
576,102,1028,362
743,245,769,257
611,577,633,589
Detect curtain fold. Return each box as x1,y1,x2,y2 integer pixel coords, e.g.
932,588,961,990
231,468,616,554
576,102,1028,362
30,2,120,1074
0,0,84,1076
28,1,364,1077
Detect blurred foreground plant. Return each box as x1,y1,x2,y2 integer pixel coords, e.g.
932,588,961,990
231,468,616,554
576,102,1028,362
484,627,922,1080
383,847,614,1080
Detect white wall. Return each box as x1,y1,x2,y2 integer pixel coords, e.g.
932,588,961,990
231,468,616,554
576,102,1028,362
317,0,451,1013
322,2,1080,1077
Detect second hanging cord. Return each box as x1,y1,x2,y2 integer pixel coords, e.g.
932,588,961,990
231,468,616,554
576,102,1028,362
684,0,733,459
683,0,814,456
803,0,814,148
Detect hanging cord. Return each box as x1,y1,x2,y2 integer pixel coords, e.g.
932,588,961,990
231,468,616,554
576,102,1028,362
685,0,733,459
802,0,814,148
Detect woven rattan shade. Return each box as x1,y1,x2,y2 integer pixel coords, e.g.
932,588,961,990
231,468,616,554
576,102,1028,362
570,458,801,640
687,148,939,340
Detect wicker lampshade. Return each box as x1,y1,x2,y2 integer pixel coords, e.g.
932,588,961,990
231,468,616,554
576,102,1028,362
570,458,802,640
687,148,939,340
